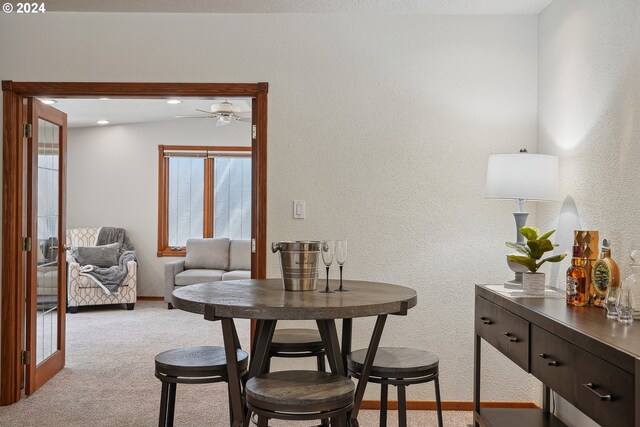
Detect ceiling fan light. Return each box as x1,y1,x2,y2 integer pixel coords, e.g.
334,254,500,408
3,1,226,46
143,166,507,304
217,116,232,126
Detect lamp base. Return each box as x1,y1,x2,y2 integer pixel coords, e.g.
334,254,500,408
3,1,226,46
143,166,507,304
504,272,523,288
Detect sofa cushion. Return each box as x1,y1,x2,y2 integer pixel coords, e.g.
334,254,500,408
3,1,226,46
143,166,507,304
222,270,251,281
229,240,251,271
184,238,230,270
175,269,226,286
76,243,120,267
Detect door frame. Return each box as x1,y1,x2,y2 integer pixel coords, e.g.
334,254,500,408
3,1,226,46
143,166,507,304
0,81,269,405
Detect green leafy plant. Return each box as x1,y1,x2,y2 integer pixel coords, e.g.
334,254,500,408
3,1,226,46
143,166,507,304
506,227,567,273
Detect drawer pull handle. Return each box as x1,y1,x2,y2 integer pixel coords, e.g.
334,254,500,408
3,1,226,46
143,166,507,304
583,383,612,401
538,353,559,366
503,332,518,342
480,316,492,325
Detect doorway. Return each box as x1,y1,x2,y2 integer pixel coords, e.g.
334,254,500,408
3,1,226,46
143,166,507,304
1,81,268,405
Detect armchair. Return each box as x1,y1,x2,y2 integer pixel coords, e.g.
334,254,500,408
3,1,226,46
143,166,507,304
66,227,137,313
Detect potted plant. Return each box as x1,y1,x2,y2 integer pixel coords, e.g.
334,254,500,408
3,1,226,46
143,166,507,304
506,227,567,295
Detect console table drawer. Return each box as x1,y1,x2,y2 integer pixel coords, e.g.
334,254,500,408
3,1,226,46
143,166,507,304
574,348,634,427
475,297,529,371
530,325,575,402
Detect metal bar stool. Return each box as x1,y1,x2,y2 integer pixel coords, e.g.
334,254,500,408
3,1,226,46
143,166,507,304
347,347,443,427
155,345,249,427
245,370,354,427
266,328,327,372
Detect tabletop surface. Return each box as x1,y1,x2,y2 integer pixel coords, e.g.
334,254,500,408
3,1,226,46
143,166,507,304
172,279,418,320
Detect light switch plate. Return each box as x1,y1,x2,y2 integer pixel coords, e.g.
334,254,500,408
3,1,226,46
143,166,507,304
293,200,305,219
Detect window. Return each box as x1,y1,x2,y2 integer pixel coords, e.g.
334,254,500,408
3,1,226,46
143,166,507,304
158,145,252,256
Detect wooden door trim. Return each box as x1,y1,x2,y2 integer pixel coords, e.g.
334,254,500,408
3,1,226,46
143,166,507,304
7,82,268,97
1,85,25,405
1,80,269,405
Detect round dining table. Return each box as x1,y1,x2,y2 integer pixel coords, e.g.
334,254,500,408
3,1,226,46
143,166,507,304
172,278,417,427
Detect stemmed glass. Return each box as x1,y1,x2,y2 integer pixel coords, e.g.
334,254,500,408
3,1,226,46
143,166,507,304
335,240,348,291
320,240,334,293
617,285,635,324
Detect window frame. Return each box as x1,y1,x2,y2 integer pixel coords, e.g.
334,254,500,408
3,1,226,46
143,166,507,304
157,144,252,257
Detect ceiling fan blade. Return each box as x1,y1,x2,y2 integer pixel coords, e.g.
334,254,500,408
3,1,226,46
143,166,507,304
175,115,215,119
194,108,213,114
237,118,252,122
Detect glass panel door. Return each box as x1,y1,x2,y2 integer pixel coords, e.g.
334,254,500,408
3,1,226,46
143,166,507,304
25,99,67,395
35,118,60,365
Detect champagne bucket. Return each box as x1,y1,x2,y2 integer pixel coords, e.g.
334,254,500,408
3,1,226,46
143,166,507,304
272,241,321,291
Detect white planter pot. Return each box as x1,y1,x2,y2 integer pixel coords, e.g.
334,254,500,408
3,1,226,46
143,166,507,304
523,272,546,296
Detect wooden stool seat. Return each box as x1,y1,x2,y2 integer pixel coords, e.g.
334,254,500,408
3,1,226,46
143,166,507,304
246,370,354,425
348,347,443,427
155,346,248,427
270,328,324,352
266,328,327,375
347,347,438,379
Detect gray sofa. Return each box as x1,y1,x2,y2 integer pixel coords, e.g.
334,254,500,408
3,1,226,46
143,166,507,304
164,238,251,309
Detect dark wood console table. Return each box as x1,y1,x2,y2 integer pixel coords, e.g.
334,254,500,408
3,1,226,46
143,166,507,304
474,284,640,427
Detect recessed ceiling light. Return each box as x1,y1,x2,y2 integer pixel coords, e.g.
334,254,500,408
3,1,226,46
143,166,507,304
97,120,110,125
98,97,110,101
41,99,57,105
166,99,182,104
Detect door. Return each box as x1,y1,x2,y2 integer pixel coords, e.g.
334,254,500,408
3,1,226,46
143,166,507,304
24,99,67,394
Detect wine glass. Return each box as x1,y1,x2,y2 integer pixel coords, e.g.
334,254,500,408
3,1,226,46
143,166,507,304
617,284,634,324
604,285,620,319
320,240,334,293
335,240,348,291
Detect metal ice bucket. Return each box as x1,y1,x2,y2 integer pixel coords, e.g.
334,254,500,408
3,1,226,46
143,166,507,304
272,241,321,291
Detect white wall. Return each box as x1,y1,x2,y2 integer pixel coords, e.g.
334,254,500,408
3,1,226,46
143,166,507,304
537,0,640,425
66,119,250,296
0,12,539,401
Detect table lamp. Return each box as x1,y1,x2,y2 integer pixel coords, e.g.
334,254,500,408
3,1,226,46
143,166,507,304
485,149,558,285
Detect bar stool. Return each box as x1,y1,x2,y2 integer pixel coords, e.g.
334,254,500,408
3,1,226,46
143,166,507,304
155,345,249,427
245,370,355,427
347,347,443,427
266,328,326,372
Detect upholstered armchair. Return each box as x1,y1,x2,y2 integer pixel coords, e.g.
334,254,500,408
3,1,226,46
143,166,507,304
66,227,137,313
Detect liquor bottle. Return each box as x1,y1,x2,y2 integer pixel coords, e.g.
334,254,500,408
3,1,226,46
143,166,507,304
592,239,620,308
574,230,599,305
566,245,588,307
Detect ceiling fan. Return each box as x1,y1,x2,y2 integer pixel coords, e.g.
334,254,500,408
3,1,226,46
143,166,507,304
175,100,251,126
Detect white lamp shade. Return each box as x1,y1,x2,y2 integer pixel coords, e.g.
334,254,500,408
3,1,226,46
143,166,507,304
485,153,558,201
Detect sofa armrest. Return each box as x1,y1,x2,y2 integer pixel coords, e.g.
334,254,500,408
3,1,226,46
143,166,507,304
164,260,185,304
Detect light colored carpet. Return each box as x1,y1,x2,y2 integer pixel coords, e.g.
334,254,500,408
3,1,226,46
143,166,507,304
0,301,473,426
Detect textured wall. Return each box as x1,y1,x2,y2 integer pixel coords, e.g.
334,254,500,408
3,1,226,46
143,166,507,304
537,0,640,425
0,12,539,401
66,119,250,296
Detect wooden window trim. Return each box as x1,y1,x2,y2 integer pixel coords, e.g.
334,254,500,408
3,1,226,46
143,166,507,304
157,145,252,257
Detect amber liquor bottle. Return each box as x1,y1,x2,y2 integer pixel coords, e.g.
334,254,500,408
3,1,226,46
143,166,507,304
566,245,588,306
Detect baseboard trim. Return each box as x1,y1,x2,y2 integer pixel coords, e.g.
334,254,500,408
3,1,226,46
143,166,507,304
360,400,538,411
137,296,164,301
